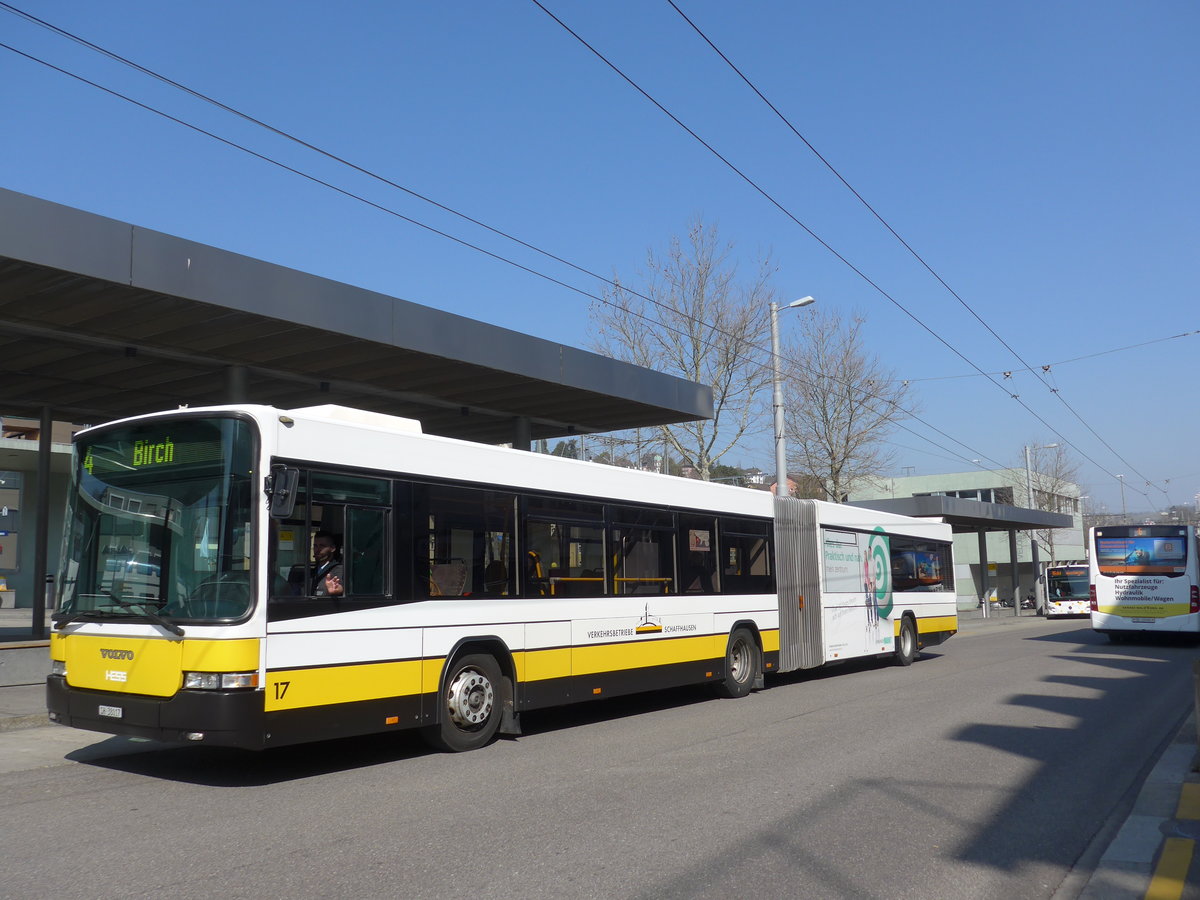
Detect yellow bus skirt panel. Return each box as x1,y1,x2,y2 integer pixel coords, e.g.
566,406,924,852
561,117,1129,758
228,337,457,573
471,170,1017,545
515,647,571,682
914,615,958,635
264,658,425,712
571,633,721,677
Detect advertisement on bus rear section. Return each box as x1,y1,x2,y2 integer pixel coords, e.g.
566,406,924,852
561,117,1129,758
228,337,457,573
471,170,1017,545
1095,535,1187,575
1105,576,1189,618
821,528,893,656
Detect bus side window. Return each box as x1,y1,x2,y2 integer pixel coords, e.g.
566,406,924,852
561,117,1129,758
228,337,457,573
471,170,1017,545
416,483,516,599
308,471,391,601
347,507,387,596
720,517,773,594
522,496,605,597
610,506,676,595
678,515,718,594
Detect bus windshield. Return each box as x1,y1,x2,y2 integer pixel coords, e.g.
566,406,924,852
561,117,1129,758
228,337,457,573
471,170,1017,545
1046,566,1088,600
56,415,258,623
1093,525,1189,577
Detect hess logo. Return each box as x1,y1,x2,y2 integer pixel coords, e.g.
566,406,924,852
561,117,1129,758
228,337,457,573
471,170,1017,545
99,648,134,660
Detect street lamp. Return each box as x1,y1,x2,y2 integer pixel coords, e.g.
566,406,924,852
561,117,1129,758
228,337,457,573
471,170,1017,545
1023,442,1058,512
771,296,815,497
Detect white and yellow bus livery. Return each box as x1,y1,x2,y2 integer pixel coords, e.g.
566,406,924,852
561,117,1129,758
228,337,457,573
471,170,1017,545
1090,524,1200,640
48,405,956,751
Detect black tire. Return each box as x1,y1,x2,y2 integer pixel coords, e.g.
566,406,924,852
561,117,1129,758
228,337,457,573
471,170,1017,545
715,627,760,698
894,616,917,666
423,653,503,752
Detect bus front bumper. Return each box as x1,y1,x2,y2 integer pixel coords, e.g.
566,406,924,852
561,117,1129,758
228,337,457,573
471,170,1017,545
46,675,266,749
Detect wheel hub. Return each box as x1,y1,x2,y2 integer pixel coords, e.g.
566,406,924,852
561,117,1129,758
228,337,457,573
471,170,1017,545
446,668,494,728
730,640,748,682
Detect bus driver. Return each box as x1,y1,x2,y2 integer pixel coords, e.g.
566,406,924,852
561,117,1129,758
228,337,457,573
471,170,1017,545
289,531,344,597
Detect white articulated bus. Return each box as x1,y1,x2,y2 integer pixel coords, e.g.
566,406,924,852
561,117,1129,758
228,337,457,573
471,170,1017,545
48,405,957,751
1090,525,1200,640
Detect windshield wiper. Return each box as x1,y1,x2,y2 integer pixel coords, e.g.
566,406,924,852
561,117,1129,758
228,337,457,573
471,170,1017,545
52,610,106,629
109,596,186,637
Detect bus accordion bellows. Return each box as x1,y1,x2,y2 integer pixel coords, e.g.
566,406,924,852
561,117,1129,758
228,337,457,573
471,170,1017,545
1089,524,1200,639
47,404,957,752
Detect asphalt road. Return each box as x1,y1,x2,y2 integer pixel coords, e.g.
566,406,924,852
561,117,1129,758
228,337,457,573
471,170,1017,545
2,618,1193,900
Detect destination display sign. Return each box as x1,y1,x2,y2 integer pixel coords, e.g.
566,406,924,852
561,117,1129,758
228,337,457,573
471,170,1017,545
82,433,224,476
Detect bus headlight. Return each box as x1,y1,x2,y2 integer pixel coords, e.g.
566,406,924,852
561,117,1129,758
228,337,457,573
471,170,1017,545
183,671,259,690
51,660,66,676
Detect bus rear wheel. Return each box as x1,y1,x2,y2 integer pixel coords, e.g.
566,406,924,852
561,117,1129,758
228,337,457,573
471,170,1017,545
894,616,917,666
423,653,503,752
715,627,760,698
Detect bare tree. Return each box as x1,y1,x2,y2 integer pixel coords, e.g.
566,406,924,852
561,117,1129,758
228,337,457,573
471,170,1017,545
589,219,776,481
1012,441,1082,561
781,308,913,502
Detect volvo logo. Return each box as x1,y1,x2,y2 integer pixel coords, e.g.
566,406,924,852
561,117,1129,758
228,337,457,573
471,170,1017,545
99,648,135,660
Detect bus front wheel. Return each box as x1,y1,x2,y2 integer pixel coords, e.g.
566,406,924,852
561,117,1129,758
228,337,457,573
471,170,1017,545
715,627,760,698
895,617,917,666
423,653,503,752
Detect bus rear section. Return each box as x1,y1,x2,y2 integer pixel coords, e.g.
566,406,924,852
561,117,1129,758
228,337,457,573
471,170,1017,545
774,498,958,671
1042,563,1090,618
1089,525,1200,638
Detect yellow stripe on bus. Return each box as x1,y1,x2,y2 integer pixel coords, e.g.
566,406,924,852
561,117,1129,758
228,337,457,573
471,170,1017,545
265,659,424,711
246,627,788,710
1096,604,1191,619
515,647,571,682
572,634,723,676
914,615,957,634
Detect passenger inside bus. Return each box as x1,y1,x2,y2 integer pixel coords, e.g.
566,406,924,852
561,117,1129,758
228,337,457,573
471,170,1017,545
483,560,508,595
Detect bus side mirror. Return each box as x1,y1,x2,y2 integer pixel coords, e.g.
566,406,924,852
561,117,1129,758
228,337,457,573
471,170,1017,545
267,466,300,518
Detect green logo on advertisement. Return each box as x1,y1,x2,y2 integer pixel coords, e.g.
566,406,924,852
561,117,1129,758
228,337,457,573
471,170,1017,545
867,528,893,618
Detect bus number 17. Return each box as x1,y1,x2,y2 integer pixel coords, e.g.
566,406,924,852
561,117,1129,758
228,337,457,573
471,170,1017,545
274,681,290,700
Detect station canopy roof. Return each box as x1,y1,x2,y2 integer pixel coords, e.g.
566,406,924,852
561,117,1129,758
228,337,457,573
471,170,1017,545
848,495,1074,533
0,188,713,443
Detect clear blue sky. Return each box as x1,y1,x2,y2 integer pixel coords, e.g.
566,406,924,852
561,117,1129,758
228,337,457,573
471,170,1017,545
2,1,1196,514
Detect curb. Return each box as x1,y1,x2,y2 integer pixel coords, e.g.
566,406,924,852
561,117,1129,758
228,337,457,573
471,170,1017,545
1069,710,1198,899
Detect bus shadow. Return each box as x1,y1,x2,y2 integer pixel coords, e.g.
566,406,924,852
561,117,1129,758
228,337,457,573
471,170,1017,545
1027,625,1200,649
68,729,433,786
68,655,919,785
69,684,723,785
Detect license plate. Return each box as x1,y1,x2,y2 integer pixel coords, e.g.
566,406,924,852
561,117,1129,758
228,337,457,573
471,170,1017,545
98,705,123,719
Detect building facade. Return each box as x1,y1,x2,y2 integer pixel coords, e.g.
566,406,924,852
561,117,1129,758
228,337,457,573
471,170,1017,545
852,469,1085,609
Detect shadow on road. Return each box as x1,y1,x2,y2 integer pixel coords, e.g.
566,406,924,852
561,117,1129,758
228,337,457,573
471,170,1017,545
949,626,1196,874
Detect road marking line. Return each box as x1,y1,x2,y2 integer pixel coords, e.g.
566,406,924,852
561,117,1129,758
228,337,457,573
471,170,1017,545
1145,837,1194,900
1176,784,1200,820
